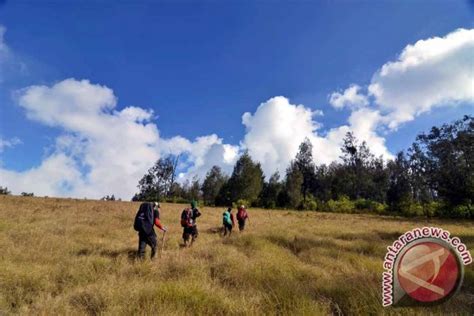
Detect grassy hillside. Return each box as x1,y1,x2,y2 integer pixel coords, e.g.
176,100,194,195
0,195,472,315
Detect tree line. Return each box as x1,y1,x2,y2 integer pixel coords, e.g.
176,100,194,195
135,115,471,218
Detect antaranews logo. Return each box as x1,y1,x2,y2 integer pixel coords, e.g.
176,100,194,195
382,227,472,307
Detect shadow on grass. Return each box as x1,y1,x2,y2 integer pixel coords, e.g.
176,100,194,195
266,235,338,256
100,248,137,261
374,230,404,241
75,247,137,262
206,226,224,235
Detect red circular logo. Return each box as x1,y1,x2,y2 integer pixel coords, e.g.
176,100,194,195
397,241,460,303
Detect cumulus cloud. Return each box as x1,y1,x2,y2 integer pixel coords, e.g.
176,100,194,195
160,134,239,181
369,28,474,129
2,78,236,199
242,96,321,177
2,28,472,198
329,84,369,110
329,28,474,130
241,96,392,177
0,154,84,197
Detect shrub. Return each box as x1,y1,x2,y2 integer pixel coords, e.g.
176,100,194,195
354,199,387,214
301,194,318,211
0,186,11,195
422,201,440,217
451,204,473,219
402,203,424,217
233,199,250,208
325,196,355,213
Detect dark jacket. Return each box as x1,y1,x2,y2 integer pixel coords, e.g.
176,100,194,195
134,202,161,235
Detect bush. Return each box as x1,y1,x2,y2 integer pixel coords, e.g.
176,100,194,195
301,194,318,211
324,196,355,213
233,199,250,209
0,186,11,195
402,203,424,217
451,204,473,219
422,201,440,217
354,199,387,214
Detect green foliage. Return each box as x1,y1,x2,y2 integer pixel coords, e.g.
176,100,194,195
21,192,34,197
201,166,227,205
285,161,304,209
259,172,283,209
415,115,473,208
295,138,316,203
437,203,473,218
232,199,250,209
301,194,318,211
132,115,472,218
354,199,386,214
217,152,263,206
133,155,179,201
387,152,413,213
324,196,356,213
0,186,11,195
101,194,115,201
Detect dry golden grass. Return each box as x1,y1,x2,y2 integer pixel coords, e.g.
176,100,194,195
0,195,473,315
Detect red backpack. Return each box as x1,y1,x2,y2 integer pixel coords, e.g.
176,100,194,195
237,208,247,221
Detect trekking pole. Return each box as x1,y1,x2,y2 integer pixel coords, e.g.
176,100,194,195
160,230,166,257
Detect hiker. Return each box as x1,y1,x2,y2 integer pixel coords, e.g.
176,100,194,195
236,205,249,232
133,202,167,259
222,207,235,236
180,200,201,247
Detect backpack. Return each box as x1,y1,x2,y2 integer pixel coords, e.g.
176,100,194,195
181,208,193,228
237,208,247,221
134,202,154,234
222,211,232,226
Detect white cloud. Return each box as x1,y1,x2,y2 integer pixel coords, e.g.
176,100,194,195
241,96,392,178
9,79,160,198
241,96,319,177
160,134,239,181
368,28,474,129
2,28,472,198
0,25,27,82
0,154,84,196
2,78,238,199
329,84,369,110
0,137,21,153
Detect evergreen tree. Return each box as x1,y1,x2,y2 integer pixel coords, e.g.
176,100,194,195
201,166,228,205
224,151,264,205
259,171,283,208
387,152,412,213
133,155,179,201
414,115,473,209
285,161,304,209
295,138,316,203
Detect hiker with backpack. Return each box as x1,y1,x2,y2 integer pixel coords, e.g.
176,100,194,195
180,200,201,247
236,205,249,232
222,207,235,237
134,202,167,259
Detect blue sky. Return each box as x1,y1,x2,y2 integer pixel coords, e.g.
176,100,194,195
0,1,473,198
